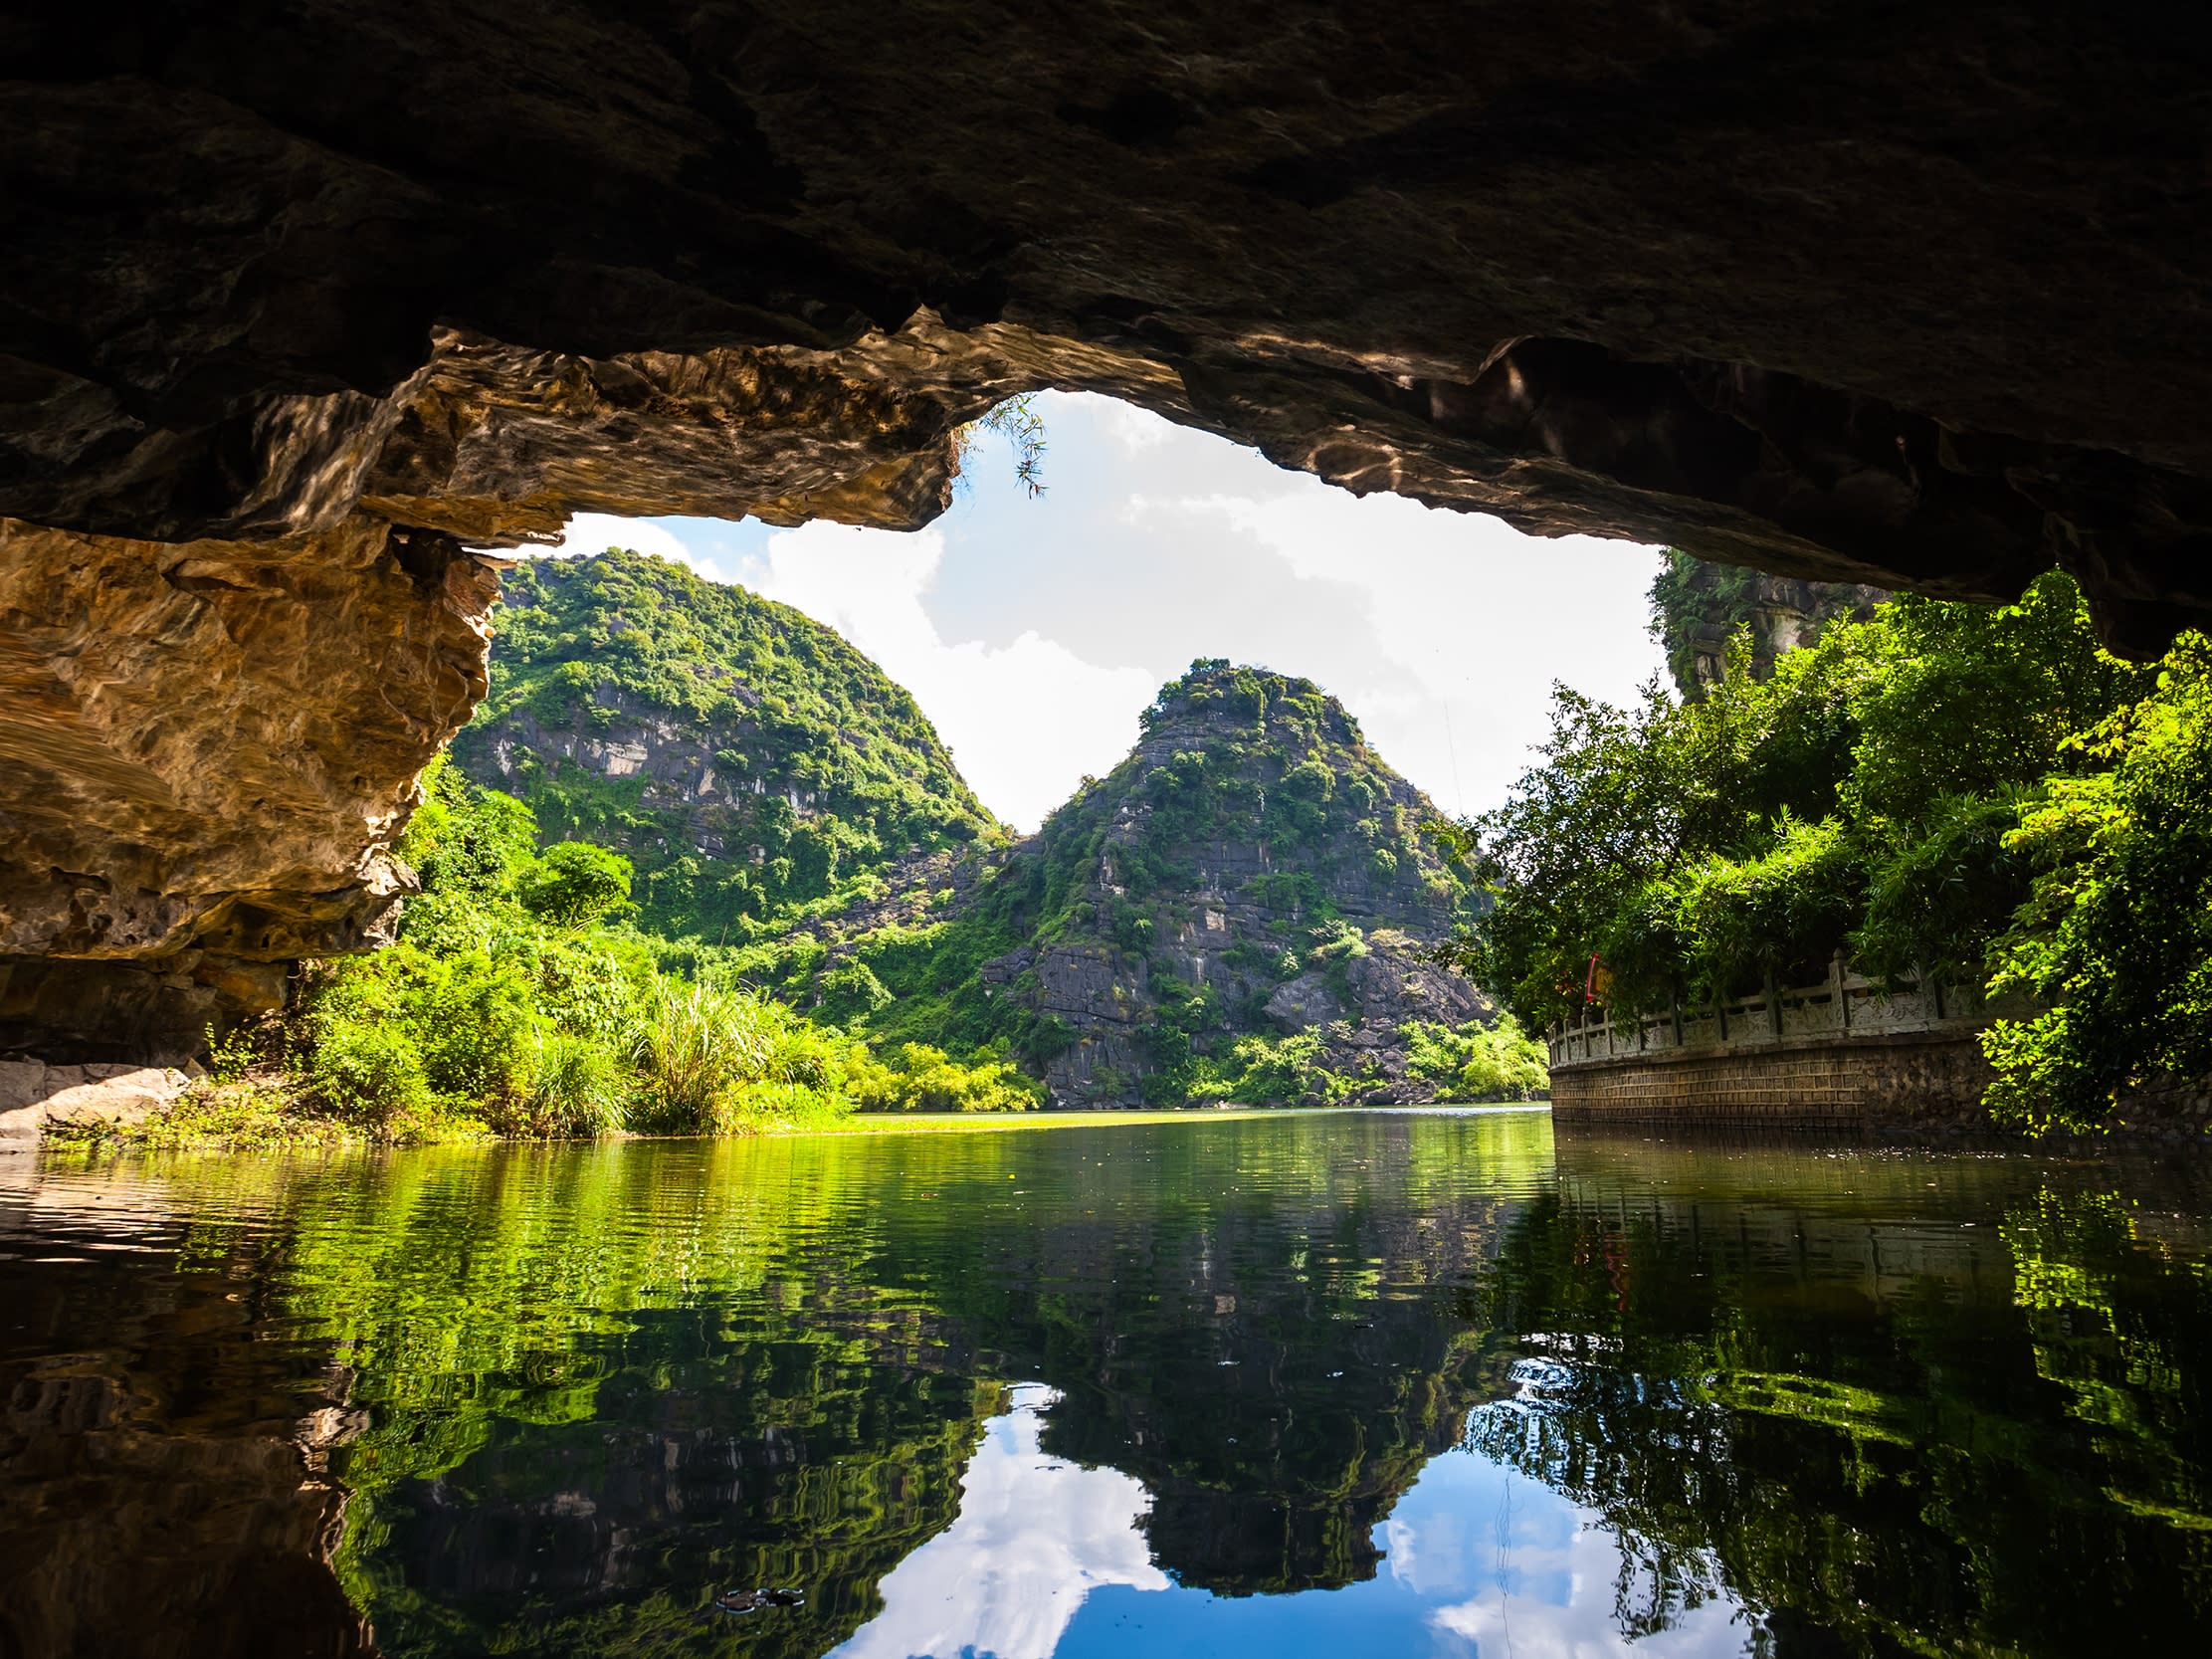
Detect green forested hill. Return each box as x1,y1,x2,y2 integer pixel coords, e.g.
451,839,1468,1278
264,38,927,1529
456,562,1536,1108
737,662,1544,1107
452,549,1000,938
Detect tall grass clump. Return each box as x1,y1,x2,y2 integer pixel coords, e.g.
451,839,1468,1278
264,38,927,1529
631,977,778,1133
629,975,900,1133
495,1029,628,1138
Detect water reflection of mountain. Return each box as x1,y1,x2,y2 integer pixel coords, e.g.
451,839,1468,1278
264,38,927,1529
360,1323,994,1659
7,1117,2212,1659
343,1123,1532,1652
1028,1196,1513,1596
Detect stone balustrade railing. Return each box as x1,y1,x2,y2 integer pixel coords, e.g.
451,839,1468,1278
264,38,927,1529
1546,957,2028,1070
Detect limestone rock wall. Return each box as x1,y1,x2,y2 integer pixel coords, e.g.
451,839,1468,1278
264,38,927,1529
0,513,500,1056
1655,556,1890,693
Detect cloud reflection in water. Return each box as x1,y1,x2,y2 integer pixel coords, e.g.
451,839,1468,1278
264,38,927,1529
833,1383,1170,1659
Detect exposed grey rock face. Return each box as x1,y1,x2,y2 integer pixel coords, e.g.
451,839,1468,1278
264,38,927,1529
1653,553,1889,694
1265,975,1342,1033
971,665,1492,1106
0,1059,191,1151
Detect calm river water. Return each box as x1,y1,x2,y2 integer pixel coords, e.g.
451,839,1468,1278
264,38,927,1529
4,1109,2210,1657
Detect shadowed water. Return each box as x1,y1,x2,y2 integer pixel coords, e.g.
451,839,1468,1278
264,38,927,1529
4,1110,2210,1657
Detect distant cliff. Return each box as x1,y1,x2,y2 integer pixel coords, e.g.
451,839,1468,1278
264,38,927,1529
1651,550,1887,695
452,550,999,937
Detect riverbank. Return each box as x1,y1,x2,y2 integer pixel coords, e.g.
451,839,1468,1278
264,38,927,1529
25,1068,1533,1156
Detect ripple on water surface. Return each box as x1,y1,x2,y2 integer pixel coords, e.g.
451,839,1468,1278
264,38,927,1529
4,1109,2211,1657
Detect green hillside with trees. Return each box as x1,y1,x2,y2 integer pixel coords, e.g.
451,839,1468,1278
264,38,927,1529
1446,569,2212,1134
451,549,1001,940
59,756,1038,1151
726,661,1544,1108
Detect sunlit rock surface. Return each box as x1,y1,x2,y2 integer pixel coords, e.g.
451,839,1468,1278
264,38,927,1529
6,2,2212,1048
0,513,499,1057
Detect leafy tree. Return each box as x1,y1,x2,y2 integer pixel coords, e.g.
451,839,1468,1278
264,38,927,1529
1981,646,2212,1130
517,840,634,929
131,759,1037,1146
1400,1016,1549,1100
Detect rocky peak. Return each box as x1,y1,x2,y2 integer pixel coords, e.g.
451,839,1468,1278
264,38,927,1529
1651,551,1889,696
975,663,1491,1105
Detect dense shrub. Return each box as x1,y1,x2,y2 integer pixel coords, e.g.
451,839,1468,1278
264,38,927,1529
1401,1017,1549,1102
1981,649,2212,1131
498,1030,627,1138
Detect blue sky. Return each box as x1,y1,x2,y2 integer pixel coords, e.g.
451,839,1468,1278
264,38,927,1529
558,392,1667,831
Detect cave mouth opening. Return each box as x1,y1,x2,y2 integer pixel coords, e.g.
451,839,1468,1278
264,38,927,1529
9,3,2212,1069
0,316,2183,1075
536,388,1674,840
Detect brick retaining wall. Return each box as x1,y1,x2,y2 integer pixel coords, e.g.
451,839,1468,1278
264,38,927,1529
1547,1032,1996,1134
1549,1031,2212,1141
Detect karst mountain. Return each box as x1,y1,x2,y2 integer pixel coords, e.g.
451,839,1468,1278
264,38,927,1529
456,551,1502,1105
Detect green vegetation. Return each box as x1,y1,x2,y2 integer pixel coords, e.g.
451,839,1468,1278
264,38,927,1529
453,549,1000,940
1106,1013,1546,1110
1400,1016,1550,1100
66,760,1037,1149
1448,568,2208,1133
445,565,1503,1110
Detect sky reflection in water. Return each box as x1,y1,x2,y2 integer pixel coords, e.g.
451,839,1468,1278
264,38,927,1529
4,1113,2212,1658
840,1379,1754,1659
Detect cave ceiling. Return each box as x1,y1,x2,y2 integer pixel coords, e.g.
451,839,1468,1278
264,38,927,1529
3,0,2210,1048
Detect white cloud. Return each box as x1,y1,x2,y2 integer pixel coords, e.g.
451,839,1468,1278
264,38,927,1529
734,520,1155,832
1144,486,1666,819
554,512,706,570
1095,396,1178,454
1411,1460,1748,1659
832,1385,1169,1659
